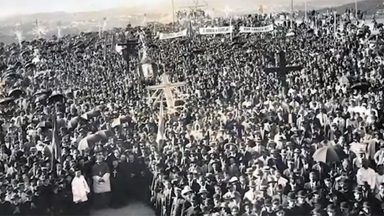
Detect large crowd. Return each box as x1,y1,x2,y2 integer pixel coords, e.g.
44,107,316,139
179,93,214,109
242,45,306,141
0,7,384,216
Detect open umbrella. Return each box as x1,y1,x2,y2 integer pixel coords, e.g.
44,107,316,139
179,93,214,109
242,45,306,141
48,93,65,104
67,116,86,129
37,121,52,129
34,89,52,97
111,115,131,128
0,97,14,106
8,88,24,99
312,145,340,163
351,81,370,91
78,134,102,151
81,109,101,120
95,130,113,140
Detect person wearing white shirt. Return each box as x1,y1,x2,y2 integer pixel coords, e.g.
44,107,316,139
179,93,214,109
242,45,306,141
375,165,384,193
356,159,377,191
71,170,90,215
374,145,384,166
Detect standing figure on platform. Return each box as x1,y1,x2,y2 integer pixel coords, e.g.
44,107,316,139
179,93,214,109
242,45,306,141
92,153,111,209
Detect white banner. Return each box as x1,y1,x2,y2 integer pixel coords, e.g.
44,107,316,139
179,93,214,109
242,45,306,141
239,24,274,33
199,26,233,35
159,29,187,40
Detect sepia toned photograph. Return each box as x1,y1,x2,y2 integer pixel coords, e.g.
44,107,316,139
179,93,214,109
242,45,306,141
0,0,384,215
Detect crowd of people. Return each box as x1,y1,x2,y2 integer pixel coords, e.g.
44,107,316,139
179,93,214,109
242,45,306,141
0,6,383,216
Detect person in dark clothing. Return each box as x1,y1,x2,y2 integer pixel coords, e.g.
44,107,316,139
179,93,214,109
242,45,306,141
110,160,125,208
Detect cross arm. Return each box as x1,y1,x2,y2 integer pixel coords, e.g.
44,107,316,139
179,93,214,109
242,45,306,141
264,67,280,74
286,65,303,72
146,82,187,90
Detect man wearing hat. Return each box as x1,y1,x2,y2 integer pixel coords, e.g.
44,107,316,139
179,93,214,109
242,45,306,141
184,194,201,216
170,187,185,216
283,192,298,216
260,198,274,216
296,190,311,215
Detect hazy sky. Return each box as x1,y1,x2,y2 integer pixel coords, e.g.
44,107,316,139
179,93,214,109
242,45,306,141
0,0,358,17
0,0,163,17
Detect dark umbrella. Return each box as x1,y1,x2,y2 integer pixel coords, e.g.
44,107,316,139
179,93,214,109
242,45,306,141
8,89,24,99
48,93,65,104
25,63,36,69
34,89,52,97
312,145,340,163
95,130,113,140
2,72,23,81
351,81,370,91
67,116,87,129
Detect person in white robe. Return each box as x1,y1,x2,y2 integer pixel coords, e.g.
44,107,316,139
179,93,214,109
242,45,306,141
72,170,90,203
71,170,90,215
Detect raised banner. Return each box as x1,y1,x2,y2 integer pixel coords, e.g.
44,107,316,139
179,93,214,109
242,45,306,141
159,29,187,40
239,24,274,33
199,26,233,35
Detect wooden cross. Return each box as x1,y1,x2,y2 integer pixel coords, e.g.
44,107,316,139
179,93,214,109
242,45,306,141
118,39,139,68
147,74,186,113
264,51,302,94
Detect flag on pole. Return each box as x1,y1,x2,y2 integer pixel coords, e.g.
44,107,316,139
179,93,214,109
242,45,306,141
156,101,166,144
51,113,61,170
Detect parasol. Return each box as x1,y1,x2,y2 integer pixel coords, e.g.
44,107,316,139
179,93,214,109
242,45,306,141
48,93,65,104
25,63,36,69
34,89,52,97
78,134,102,151
2,72,23,81
0,97,14,106
351,81,370,91
67,116,86,129
312,145,340,163
37,121,52,129
111,115,131,128
95,130,113,140
8,89,24,99
81,109,101,120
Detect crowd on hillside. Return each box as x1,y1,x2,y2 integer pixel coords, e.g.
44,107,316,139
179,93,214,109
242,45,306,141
0,7,384,216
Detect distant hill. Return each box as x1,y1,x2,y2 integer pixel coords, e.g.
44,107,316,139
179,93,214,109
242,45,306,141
0,0,379,44
316,0,383,14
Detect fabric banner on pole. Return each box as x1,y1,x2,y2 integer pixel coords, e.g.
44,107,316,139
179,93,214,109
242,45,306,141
239,24,274,33
159,29,188,40
199,26,233,35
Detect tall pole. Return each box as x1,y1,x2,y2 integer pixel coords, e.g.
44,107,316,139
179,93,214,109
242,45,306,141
334,11,337,37
230,15,233,41
172,0,175,27
354,0,358,20
290,0,294,28
304,0,307,23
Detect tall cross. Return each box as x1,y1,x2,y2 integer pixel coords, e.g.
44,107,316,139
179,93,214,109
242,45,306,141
118,39,139,69
147,74,186,113
264,51,302,94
